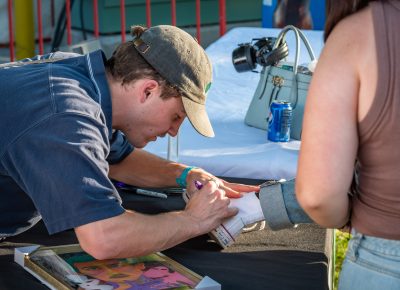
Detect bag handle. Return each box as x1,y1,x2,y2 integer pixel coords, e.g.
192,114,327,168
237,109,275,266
272,25,315,108
273,25,316,74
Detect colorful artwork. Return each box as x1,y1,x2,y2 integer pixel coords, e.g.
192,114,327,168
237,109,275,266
63,253,196,289
28,245,201,290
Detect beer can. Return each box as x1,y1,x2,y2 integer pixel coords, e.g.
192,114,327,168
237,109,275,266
267,101,292,142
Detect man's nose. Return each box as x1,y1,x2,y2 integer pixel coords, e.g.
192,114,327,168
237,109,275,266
168,125,179,137
168,118,184,136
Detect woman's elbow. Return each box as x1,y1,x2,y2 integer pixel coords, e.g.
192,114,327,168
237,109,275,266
296,182,320,212
295,182,328,220
296,183,346,228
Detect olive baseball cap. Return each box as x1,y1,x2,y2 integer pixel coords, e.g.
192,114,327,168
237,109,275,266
132,25,214,137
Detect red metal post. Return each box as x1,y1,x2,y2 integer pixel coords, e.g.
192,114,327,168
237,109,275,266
65,0,72,45
37,0,44,54
171,0,176,26
195,0,201,44
7,0,15,61
120,0,126,42
93,0,99,38
146,0,151,27
219,0,226,36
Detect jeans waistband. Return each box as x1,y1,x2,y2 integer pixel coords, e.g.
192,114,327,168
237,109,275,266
349,229,400,259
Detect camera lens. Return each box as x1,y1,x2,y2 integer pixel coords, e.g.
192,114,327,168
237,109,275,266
232,44,256,72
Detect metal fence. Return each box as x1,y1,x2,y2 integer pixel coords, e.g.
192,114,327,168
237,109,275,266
4,0,229,62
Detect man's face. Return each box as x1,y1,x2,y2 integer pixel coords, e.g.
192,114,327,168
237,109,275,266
111,78,187,148
124,89,186,148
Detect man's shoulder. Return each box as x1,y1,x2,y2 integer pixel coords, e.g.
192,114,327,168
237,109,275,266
47,51,83,60
12,51,82,64
22,50,103,66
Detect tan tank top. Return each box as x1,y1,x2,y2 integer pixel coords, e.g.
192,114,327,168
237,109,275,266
352,0,400,239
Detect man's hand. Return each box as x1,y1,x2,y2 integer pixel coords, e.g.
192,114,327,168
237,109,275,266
185,168,260,198
183,180,238,235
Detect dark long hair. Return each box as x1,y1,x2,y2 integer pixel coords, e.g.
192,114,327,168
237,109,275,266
324,0,385,41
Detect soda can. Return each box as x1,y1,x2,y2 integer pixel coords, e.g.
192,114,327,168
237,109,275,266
267,101,292,142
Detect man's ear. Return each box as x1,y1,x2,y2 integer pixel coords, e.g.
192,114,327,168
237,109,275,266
140,79,159,103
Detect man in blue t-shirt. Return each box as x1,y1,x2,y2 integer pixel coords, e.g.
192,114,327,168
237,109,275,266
0,25,260,259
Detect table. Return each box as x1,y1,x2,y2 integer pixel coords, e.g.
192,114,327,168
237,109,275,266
0,186,330,290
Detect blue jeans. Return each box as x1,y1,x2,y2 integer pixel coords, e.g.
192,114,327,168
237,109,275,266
338,229,400,290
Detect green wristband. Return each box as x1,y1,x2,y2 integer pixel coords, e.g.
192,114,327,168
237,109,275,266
176,166,198,188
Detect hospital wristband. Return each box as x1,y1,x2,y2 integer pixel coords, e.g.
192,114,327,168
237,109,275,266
176,166,198,188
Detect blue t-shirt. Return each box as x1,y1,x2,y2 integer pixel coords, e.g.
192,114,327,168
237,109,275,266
0,50,132,237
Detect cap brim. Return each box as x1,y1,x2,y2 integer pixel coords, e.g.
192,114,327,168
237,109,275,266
182,96,215,138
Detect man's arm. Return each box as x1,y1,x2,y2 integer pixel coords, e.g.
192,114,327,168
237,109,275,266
109,149,260,198
109,148,183,188
75,181,237,259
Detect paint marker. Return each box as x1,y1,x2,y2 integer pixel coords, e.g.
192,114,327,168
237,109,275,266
194,180,203,190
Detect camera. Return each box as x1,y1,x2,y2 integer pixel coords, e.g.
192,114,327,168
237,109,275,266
232,37,288,72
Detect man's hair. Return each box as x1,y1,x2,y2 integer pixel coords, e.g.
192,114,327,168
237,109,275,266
105,26,180,99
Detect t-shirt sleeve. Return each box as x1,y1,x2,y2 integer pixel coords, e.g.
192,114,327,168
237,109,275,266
107,130,134,165
2,113,125,234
